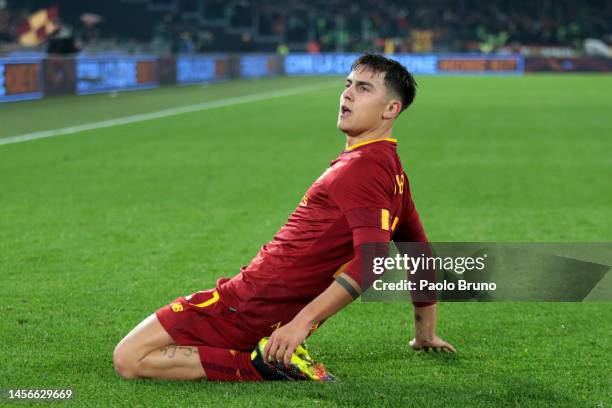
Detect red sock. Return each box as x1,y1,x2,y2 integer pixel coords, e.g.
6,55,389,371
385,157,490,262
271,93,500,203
198,346,263,381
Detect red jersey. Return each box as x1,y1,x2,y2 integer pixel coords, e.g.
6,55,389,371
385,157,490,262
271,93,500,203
217,138,427,335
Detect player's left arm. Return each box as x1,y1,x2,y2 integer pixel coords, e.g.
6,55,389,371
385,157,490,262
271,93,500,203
263,225,388,366
263,271,361,366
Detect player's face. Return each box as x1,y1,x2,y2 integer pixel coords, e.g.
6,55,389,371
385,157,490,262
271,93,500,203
337,68,391,136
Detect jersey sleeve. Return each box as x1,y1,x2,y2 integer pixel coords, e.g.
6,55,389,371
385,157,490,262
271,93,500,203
328,156,395,233
392,194,427,243
328,156,394,288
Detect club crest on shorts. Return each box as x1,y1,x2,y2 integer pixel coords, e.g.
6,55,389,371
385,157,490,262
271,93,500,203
171,302,184,312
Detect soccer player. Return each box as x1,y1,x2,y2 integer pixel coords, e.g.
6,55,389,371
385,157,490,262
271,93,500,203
113,53,456,382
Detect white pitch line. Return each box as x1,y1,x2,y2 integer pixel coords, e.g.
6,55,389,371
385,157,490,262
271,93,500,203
0,80,338,147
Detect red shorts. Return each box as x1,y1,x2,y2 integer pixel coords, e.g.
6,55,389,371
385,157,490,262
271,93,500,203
155,289,263,352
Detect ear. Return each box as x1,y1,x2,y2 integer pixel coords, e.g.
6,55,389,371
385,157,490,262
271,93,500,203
382,99,402,120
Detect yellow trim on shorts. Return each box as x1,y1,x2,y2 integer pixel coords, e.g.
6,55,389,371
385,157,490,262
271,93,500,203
192,290,219,308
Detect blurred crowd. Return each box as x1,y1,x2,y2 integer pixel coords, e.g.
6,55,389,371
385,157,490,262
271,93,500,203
1,0,610,55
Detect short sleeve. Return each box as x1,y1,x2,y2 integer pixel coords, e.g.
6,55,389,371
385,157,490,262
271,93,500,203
392,195,428,243
328,157,394,231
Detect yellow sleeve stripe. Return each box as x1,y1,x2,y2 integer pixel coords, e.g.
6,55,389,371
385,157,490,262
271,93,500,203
192,290,219,308
381,209,390,231
333,261,350,278
391,217,399,232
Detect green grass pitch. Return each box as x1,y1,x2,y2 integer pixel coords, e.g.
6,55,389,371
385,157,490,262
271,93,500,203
1,74,611,407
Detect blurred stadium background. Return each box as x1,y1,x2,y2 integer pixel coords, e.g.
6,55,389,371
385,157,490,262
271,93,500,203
1,0,612,54
1,1,611,407
0,0,611,103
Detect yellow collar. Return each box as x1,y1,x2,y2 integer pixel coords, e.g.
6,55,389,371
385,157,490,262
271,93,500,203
345,137,397,151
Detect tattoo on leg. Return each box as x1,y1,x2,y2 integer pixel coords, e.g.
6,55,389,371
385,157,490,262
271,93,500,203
415,313,422,322
160,345,177,358
160,345,194,359
179,346,194,357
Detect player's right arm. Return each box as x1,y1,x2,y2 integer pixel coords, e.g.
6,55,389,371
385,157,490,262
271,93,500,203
393,185,457,352
409,303,456,352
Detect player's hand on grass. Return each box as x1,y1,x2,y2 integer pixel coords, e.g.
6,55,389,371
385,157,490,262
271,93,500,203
409,335,457,353
263,319,311,367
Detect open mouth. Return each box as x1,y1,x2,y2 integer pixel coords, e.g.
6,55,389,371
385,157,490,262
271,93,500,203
340,105,352,118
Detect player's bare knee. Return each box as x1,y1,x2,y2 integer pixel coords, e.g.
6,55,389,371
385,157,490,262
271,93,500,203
113,343,138,379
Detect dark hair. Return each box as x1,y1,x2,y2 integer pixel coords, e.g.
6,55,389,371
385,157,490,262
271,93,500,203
350,53,417,113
